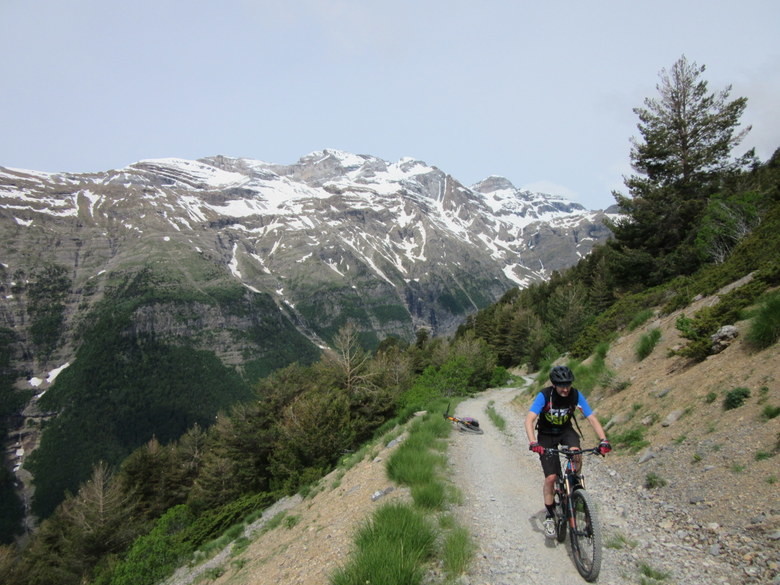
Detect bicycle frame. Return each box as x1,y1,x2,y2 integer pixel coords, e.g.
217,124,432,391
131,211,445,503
443,403,483,434
545,446,603,582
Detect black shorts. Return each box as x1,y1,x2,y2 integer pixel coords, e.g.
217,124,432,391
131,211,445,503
537,427,581,477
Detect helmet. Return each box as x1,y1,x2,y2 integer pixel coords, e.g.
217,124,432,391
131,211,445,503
550,365,574,385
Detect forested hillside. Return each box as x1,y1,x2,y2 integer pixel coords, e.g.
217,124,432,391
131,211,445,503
0,55,778,585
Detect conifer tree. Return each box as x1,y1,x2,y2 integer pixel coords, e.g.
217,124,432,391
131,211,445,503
609,55,751,285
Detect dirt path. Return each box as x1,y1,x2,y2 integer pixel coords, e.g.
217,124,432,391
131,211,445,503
448,387,600,584
446,386,741,585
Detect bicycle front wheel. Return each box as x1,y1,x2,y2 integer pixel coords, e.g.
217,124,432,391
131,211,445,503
569,489,602,582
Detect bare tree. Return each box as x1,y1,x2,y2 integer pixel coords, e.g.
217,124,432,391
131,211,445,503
328,322,374,394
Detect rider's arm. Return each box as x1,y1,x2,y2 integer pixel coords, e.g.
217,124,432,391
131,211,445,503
577,392,607,442
525,411,539,443
525,392,545,442
586,413,608,442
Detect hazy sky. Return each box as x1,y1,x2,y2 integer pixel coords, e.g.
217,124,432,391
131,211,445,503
2,0,778,210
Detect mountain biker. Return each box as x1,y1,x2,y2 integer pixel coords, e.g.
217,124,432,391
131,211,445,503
524,365,611,537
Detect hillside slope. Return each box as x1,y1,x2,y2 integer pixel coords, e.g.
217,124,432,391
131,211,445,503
160,278,779,585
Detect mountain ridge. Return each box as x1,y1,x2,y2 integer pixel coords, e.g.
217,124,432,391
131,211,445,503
1,148,614,369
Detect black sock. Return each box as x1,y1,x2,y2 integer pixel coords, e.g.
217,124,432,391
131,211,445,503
545,504,555,517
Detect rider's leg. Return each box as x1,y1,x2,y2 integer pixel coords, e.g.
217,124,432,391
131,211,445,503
537,433,560,508
543,473,557,506
561,427,582,473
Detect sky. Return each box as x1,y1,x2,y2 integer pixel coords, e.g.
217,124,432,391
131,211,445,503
1,1,778,211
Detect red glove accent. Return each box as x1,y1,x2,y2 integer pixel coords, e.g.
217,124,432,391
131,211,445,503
529,442,544,454
598,439,612,455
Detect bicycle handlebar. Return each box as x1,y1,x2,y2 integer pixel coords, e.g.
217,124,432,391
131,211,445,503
544,447,603,457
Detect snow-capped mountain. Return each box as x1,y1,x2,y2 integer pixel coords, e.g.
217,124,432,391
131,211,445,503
0,149,613,377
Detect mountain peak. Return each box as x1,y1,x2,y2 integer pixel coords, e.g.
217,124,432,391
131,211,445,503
471,175,517,194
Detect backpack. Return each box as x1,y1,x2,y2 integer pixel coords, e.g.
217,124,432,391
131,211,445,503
536,386,581,435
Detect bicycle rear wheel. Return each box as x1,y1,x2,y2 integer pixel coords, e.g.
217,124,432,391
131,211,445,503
457,421,484,434
569,489,602,582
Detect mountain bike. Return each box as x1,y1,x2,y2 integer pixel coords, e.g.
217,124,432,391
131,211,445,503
545,446,603,582
443,403,483,434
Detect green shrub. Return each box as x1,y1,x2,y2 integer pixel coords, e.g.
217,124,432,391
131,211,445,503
762,405,780,420
674,276,772,361
746,291,780,349
635,328,662,360
176,492,273,550
109,505,195,585
489,366,510,387
723,387,751,410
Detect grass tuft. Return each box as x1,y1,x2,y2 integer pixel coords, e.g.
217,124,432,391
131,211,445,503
442,524,474,577
485,401,506,431
636,328,662,360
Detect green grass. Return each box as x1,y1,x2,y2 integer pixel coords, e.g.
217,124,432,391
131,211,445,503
638,561,671,583
485,401,506,431
605,530,638,550
746,290,780,349
410,481,447,510
442,524,474,577
386,437,447,489
569,350,615,393
261,511,288,533
609,427,650,454
330,503,436,585
644,472,667,489
627,309,655,331
635,328,662,360
331,408,477,584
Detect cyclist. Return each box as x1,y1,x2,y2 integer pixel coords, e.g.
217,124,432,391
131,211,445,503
524,365,611,537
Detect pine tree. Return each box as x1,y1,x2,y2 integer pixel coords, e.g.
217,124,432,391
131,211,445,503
20,462,141,585
609,55,751,285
